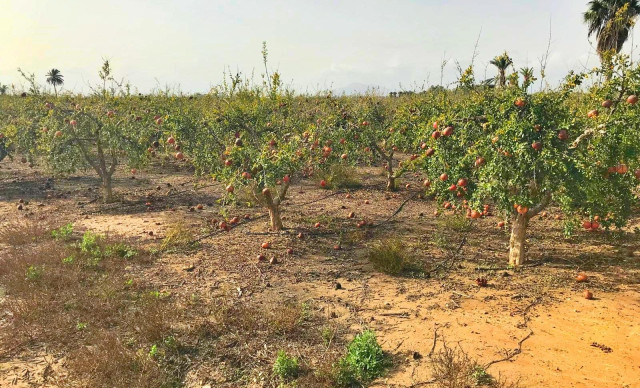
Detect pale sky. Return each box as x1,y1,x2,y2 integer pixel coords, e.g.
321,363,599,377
1,0,636,94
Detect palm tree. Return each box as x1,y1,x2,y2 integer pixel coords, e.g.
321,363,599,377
490,52,513,88
584,0,640,61
46,69,64,97
520,67,537,89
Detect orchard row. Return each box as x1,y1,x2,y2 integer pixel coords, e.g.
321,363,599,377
1,56,639,265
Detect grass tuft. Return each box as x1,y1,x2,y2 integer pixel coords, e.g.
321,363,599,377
367,238,419,275
160,221,199,252
317,163,362,189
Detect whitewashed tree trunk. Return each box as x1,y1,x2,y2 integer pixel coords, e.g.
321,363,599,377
508,214,528,266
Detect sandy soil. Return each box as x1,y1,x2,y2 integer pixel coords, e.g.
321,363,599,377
1,159,639,387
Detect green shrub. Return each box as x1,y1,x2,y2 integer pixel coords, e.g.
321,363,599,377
79,231,102,256
334,330,386,386
51,223,74,240
105,243,137,259
471,365,493,385
273,350,300,381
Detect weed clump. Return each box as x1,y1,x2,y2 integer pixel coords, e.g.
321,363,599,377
160,222,199,252
317,163,362,189
334,329,387,387
273,350,300,381
430,342,520,388
367,238,419,275
51,223,74,240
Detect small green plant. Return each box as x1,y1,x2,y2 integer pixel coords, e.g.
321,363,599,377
76,322,88,331
62,255,75,264
334,330,386,386
299,302,312,323
148,344,159,358
367,238,417,275
471,365,493,386
106,243,137,259
321,326,335,347
79,231,103,258
563,220,577,239
51,223,74,240
163,335,178,349
25,265,44,281
273,350,300,381
149,290,170,299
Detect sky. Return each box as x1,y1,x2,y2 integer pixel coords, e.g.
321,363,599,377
0,0,636,94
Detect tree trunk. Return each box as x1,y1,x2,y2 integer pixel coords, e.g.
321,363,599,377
386,174,396,191
101,173,114,203
386,156,396,191
268,204,283,231
508,214,529,266
260,186,285,231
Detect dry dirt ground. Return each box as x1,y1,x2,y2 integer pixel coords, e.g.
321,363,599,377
1,158,639,387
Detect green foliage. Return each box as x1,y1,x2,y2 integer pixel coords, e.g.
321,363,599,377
79,231,102,258
51,223,74,240
471,365,493,385
458,65,475,89
299,302,312,323
148,344,159,359
272,350,300,381
334,330,386,386
25,265,44,281
105,243,137,259
3,52,640,263
321,326,335,347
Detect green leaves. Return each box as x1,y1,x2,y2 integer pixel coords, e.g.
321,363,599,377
334,329,387,386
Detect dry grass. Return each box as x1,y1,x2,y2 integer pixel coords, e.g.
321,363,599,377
66,332,169,388
160,221,199,252
430,342,520,388
0,219,54,247
188,298,348,387
0,223,355,387
0,224,177,387
317,163,362,189
367,238,421,275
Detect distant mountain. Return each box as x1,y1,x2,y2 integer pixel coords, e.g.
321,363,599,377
333,83,389,96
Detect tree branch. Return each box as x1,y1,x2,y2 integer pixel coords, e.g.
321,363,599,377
275,180,290,204
527,191,552,218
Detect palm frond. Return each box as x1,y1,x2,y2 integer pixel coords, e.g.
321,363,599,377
584,0,640,55
46,69,64,87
